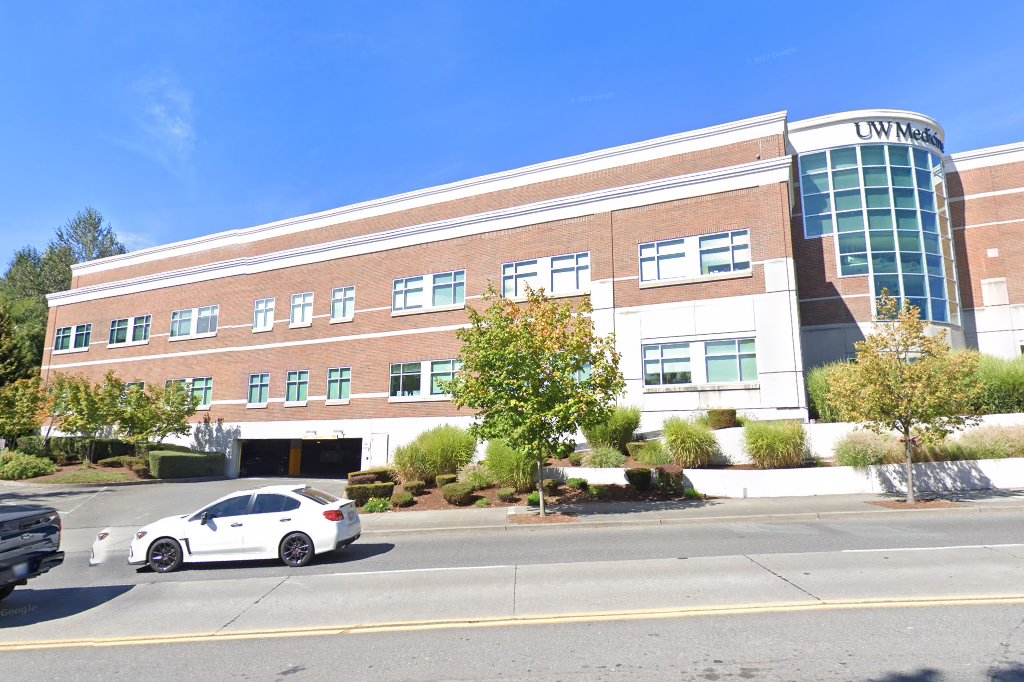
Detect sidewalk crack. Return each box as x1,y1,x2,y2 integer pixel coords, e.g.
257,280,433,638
217,576,290,633
744,555,822,602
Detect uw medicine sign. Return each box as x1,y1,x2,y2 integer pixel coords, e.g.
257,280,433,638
854,120,945,153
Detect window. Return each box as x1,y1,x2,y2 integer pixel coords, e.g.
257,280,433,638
550,252,590,294
109,315,151,346
392,277,424,311
429,359,462,395
330,287,355,321
54,326,72,351
125,381,146,394
642,343,691,386
639,239,686,282
431,271,465,307
574,364,593,383
285,370,309,404
327,367,351,401
502,260,540,298
503,253,590,298
247,373,270,406
253,298,275,331
198,495,251,520
170,307,217,339
699,230,750,275
190,377,213,408
66,323,92,350
390,362,422,397
705,339,758,383
252,494,301,514
290,293,314,326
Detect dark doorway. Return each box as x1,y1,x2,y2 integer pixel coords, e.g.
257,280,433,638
300,438,362,478
239,439,291,477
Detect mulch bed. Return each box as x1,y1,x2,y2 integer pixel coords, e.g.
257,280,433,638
26,463,145,484
508,513,580,525
869,499,963,510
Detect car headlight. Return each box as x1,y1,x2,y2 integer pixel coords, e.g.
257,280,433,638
135,530,148,540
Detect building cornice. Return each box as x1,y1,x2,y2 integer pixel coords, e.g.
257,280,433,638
788,109,944,138
49,156,793,308
944,141,1024,173
72,111,789,277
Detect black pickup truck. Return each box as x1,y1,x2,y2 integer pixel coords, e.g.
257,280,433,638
0,506,64,601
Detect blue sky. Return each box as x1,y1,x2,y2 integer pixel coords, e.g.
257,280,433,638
2,1,1022,268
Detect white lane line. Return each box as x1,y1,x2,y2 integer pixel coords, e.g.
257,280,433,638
842,544,1024,553
61,487,110,516
330,564,513,578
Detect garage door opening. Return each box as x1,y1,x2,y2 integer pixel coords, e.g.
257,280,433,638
239,439,291,477
301,438,362,479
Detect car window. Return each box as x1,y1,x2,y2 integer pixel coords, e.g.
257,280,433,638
252,494,301,514
202,495,251,519
295,487,338,505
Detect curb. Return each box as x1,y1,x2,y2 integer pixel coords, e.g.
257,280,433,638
0,476,229,489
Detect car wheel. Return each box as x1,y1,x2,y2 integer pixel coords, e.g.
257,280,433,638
148,538,183,573
0,584,15,602
279,532,314,567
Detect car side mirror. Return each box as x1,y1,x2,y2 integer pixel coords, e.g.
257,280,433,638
200,512,212,525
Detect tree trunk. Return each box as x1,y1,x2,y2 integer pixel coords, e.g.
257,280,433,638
537,477,546,517
904,428,915,505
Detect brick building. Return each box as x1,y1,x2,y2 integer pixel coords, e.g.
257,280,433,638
42,109,1024,477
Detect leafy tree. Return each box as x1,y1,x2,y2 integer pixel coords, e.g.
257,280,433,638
0,305,24,386
52,207,126,264
146,381,199,445
57,373,123,462
0,377,49,444
828,293,984,503
449,285,624,515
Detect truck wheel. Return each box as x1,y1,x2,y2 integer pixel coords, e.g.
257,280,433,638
148,538,183,573
0,584,15,601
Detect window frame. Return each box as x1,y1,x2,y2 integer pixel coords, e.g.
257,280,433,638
284,370,310,406
642,342,692,387
169,306,218,341
326,367,352,404
253,298,275,332
54,323,92,354
330,286,356,323
289,292,314,328
704,338,758,384
389,362,422,398
429,359,462,396
698,230,751,276
247,373,271,408
109,315,152,348
392,270,467,315
189,376,214,409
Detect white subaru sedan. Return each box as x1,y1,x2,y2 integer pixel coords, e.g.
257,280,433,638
128,485,360,573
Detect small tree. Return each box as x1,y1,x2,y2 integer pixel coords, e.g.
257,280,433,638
0,377,48,445
449,285,625,515
58,372,124,462
147,382,199,446
828,294,983,503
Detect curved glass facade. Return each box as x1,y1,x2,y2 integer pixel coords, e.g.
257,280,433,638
799,143,959,324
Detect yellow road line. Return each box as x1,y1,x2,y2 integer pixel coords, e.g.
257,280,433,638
4,594,1024,652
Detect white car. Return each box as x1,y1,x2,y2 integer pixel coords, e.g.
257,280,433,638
127,484,360,573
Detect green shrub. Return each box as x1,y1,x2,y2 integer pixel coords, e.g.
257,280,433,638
582,406,641,453
633,440,673,466
497,487,518,502
541,478,559,495
655,465,685,494
458,463,496,491
806,363,844,422
148,451,225,479
363,497,392,513
474,498,491,508
566,477,588,490
925,426,1024,461
743,420,806,469
92,439,136,459
14,436,48,457
441,482,476,505
126,457,150,477
348,468,397,485
663,418,721,468
568,452,583,467
0,452,57,480
404,480,426,496
148,442,197,454
834,431,903,467
583,446,626,468
484,440,537,492
975,354,1024,414
705,409,738,430
624,467,653,491
683,488,703,500
526,491,540,506
391,425,477,483
391,491,415,507
436,473,458,487
97,456,130,468
345,482,396,507
587,485,608,500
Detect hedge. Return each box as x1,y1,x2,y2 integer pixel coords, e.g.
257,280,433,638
345,482,396,507
624,467,653,491
435,473,458,487
655,465,685,494
148,451,226,479
348,468,397,485
404,480,427,496
440,481,475,505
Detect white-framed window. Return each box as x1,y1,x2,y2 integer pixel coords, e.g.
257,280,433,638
639,238,687,283
53,323,92,353
331,287,355,322
253,298,275,331
290,293,314,327
429,359,462,395
705,338,758,383
502,252,591,298
699,230,751,275
190,377,213,408
431,271,465,307
393,270,467,313
165,378,188,390
327,367,352,401
392,277,423,311
247,373,270,406
285,370,309,404
389,362,422,397
170,306,218,340
109,315,151,347
125,381,146,392
642,343,691,386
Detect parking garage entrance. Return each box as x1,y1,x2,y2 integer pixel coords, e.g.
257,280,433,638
238,438,362,479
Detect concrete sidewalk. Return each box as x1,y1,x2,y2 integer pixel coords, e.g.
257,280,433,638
359,488,1024,534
